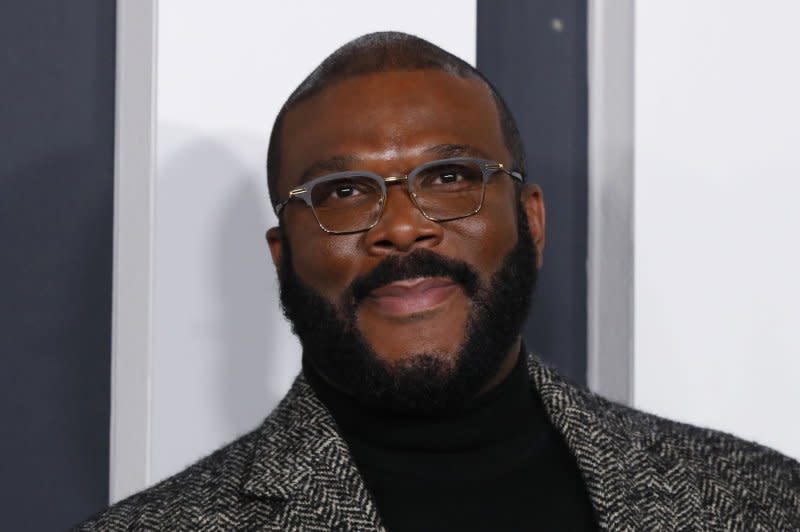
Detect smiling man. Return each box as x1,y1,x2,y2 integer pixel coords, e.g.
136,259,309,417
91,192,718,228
269,66,541,415
79,32,799,531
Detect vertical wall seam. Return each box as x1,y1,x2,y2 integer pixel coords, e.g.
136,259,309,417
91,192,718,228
587,0,635,405
110,0,158,503
145,0,157,495
144,0,158,487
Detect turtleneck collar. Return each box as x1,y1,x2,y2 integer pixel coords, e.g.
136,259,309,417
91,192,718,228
302,347,600,532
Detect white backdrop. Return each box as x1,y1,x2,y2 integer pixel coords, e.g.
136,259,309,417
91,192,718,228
633,0,800,459
113,0,800,505
113,0,477,500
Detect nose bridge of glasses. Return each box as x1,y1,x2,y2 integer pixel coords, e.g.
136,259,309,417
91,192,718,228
379,173,430,219
381,174,417,200
382,173,415,200
373,176,442,239
383,174,408,186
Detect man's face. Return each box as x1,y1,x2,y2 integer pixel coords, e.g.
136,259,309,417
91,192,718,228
268,70,545,410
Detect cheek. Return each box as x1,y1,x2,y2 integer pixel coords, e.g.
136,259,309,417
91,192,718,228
287,226,364,301
449,192,519,274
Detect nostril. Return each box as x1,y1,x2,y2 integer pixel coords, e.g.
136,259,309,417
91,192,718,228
370,231,436,254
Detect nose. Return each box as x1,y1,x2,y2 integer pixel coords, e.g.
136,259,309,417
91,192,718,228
363,184,443,255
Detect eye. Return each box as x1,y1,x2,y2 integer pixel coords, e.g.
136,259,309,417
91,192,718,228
331,183,362,199
311,176,382,208
416,163,483,190
433,171,463,185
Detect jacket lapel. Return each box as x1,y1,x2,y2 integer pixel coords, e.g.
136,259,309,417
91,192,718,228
528,355,706,530
241,377,385,531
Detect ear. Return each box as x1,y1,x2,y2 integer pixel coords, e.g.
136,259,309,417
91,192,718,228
521,184,546,268
266,226,284,274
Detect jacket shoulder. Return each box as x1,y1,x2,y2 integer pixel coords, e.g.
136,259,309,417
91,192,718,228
593,391,800,525
74,375,358,531
74,427,263,531
612,397,797,484
530,355,799,527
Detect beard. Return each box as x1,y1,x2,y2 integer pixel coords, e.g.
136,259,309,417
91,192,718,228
278,207,538,414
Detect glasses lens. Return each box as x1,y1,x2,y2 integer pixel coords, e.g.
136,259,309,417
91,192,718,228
310,175,383,232
412,161,485,220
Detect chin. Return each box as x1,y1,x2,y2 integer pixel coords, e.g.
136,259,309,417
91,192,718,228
375,346,460,374
361,328,466,367
356,308,470,368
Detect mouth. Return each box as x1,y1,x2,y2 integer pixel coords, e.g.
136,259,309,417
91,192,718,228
362,276,460,318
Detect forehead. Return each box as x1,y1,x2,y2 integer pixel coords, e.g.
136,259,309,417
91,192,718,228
279,70,508,190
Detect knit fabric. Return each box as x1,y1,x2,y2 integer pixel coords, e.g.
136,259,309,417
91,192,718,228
76,354,800,531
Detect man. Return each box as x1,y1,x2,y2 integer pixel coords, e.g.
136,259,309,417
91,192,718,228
79,32,799,531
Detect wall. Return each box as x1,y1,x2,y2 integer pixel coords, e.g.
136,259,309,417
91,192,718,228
634,0,800,459
479,0,589,385
0,1,115,528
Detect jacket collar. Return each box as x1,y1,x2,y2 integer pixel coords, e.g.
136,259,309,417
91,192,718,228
242,354,706,530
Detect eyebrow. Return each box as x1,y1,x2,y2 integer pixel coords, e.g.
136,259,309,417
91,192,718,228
297,144,493,184
299,155,362,182
423,143,492,159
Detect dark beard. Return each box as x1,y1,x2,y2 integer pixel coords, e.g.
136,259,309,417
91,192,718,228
278,208,538,414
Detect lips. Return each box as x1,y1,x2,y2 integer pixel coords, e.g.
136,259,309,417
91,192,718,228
365,277,459,316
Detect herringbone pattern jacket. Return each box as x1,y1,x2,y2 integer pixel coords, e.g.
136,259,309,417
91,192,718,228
78,355,800,531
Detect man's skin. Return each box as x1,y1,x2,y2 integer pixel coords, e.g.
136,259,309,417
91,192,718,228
267,69,546,395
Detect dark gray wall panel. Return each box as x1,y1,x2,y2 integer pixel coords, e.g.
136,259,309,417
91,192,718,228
478,0,588,384
0,1,115,529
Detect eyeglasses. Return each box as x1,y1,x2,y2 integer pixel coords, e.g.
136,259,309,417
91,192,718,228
274,157,524,234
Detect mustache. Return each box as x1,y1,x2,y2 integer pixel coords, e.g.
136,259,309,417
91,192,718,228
347,249,481,305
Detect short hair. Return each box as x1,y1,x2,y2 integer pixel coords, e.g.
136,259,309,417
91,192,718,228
266,31,526,210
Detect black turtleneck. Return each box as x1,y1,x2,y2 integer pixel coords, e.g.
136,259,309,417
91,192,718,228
304,351,599,532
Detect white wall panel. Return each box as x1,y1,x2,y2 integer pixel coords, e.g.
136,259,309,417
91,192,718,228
587,0,634,405
633,0,800,459
114,0,476,499
111,0,157,503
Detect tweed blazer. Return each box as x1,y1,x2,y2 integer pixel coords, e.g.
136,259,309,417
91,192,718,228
78,355,800,531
